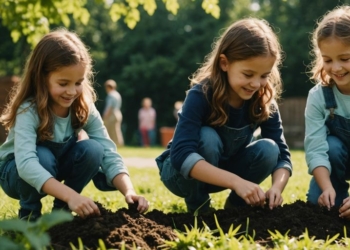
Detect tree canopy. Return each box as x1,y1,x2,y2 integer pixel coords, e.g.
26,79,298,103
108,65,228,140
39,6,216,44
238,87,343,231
0,0,220,47
2,0,350,145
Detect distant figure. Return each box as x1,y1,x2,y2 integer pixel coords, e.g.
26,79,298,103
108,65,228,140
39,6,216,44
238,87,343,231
103,79,124,147
138,97,156,147
173,101,183,121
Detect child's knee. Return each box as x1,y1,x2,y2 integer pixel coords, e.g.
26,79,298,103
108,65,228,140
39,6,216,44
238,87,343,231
198,127,223,159
328,141,348,165
37,146,57,175
77,140,104,160
253,139,279,164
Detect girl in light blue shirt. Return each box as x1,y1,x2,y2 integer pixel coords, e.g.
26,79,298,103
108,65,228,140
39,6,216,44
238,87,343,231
305,5,350,219
0,28,148,221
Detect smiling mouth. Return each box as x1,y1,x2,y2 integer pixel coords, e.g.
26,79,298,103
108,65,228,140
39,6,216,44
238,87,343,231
62,97,74,101
333,72,348,78
243,87,256,93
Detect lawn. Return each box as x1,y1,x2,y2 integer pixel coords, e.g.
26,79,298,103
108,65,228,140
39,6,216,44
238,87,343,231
0,147,309,216
3,147,347,249
117,147,311,213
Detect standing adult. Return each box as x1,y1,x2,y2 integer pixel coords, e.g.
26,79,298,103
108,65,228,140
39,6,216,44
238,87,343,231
173,101,183,121
138,97,156,147
103,79,124,147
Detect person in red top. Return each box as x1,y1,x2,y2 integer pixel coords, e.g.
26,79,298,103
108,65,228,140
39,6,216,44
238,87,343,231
138,97,156,147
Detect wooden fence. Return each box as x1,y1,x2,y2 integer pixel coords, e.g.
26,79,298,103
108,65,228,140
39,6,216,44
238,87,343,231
279,97,307,149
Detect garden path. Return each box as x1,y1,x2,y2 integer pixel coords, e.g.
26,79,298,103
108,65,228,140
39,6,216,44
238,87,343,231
123,157,157,168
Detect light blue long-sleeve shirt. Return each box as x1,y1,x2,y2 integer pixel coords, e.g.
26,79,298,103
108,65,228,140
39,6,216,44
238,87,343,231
0,100,128,193
103,90,122,114
305,83,350,175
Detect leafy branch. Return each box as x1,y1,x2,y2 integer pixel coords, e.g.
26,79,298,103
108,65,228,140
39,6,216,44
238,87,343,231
0,0,220,47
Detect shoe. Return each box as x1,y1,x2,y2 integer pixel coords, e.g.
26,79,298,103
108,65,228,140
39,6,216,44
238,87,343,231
19,208,41,222
224,197,235,210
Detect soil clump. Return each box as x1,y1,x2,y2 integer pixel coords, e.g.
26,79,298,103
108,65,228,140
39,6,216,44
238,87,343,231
48,200,350,249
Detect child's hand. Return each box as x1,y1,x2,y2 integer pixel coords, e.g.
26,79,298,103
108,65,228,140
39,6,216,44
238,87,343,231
339,197,350,219
124,193,149,213
234,179,265,207
67,194,101,219
318,187,335,210
265,187,283,209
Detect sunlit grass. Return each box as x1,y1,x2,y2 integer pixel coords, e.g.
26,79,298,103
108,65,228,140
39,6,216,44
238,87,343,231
116,146,165,158
0,148,309,216
1,147,347,249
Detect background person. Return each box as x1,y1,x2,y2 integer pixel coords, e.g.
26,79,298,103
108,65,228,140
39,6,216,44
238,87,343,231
138,97,156,147
173,101,183,121
103,79,124,147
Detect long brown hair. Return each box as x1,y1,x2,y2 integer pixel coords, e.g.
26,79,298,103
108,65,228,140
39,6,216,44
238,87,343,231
1,28,96,141
190,18,283,125
309,5,350,87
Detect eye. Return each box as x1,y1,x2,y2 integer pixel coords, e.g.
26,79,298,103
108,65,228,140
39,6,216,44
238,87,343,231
341,58,350,62
323,60,331,63
59,83,67,87
76,81,82,86
243,73,253,78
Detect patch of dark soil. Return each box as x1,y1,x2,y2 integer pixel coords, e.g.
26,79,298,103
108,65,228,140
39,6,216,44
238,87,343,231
48,200,350,249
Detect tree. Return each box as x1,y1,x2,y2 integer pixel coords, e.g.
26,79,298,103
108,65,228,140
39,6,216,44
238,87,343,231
3,0,349,145
74,0,232,144
0,0,220,47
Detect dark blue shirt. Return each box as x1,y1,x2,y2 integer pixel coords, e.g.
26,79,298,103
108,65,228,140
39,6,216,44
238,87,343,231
158,83,292,179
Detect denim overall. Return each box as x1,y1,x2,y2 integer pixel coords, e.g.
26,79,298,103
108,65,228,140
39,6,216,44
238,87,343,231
157,123,279,212
0,134,104,215
307,86,350,206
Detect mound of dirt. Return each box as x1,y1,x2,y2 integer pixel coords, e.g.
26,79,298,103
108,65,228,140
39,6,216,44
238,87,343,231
48,200,350,249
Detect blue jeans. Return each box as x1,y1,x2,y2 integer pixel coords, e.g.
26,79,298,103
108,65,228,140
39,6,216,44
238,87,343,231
307,135,350,206
0,138,104,213
158,126,279,212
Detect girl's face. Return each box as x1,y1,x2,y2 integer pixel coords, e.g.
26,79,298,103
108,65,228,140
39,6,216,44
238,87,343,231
220,55,275,108
143,99,152,108
319,37,350,94
47,63,85,117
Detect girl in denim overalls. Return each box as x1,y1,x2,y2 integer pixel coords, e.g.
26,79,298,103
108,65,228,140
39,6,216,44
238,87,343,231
305,6,350,219
156,18,292,214
0,29,148,221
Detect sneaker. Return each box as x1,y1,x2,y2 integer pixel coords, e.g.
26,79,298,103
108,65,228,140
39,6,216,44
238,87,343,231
19,208,41,222
224,197,235,210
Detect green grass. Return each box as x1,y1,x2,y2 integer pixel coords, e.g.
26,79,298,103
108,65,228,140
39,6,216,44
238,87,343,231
0,147,347,249
118,148,310,212
116,146,166,158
